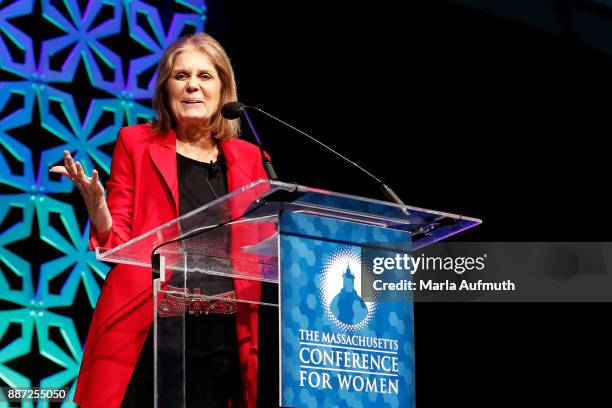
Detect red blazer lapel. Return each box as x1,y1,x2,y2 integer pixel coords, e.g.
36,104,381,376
221,140,259,192
148,130,179,212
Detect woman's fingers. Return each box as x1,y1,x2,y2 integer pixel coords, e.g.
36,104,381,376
49,166,69,176
75,161,86,180
90,170,105,202
64,150,77,179
54,153,104,206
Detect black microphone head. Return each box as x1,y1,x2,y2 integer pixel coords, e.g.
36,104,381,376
221,101,245,119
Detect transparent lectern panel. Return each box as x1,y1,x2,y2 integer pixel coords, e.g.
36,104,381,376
266,185,482,250
97,179,482,284
96,179,279,266
103,180,482,407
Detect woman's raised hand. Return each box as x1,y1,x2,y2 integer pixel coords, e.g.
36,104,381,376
50,151,105,207
50,150,112,240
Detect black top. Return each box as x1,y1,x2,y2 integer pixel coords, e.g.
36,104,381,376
177,152,227,214
177,151,234,295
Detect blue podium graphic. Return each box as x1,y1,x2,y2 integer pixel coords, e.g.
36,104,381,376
279,211,415,408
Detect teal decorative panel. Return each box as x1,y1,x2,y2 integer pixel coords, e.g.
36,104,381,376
0,1,207,405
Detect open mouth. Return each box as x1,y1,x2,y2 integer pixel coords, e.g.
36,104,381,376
183,99,203,104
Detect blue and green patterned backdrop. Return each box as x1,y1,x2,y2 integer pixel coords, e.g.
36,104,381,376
0,1,206,405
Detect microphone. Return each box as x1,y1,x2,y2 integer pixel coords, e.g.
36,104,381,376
221,101,278,180
222,102,408,209
220,101,245,119
208,160,220,176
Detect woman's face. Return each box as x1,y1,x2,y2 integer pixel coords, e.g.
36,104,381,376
167,47,222,129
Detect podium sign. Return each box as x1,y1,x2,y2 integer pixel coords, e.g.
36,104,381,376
279,211,414,408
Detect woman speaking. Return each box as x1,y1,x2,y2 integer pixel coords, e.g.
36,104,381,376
51,33,267,408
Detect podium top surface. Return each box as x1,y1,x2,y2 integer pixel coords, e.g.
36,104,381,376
96,180,481,280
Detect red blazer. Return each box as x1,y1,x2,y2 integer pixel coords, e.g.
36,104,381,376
74,124,269,408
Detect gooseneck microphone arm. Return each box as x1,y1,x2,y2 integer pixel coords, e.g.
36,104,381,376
221,101,278,180
240,108,278,180
243,105,407,208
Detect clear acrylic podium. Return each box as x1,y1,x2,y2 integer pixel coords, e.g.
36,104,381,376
95,179,481,407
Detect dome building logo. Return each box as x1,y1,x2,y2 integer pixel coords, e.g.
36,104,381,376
319,247,377,331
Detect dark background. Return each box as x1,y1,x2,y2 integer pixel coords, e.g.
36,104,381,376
204,0,610,405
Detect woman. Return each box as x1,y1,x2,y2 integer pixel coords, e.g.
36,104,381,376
51,33,268,408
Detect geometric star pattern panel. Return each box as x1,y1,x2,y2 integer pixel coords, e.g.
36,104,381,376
0,1,206,405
